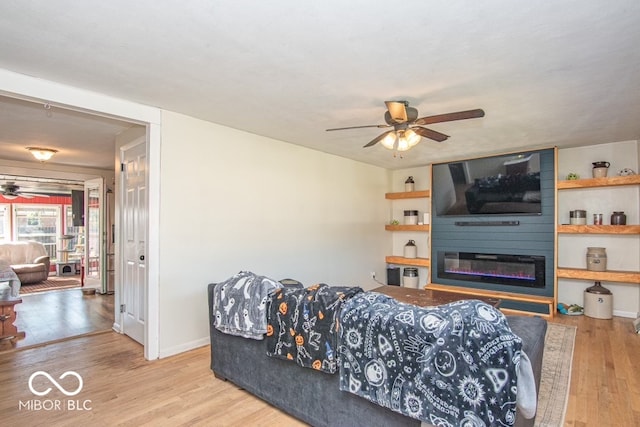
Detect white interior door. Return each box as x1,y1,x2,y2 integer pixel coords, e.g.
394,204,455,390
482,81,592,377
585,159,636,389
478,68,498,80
120,140,147,344
84,178,105,292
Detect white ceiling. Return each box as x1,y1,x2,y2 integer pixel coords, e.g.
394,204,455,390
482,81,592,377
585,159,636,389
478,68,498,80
0,0,639,170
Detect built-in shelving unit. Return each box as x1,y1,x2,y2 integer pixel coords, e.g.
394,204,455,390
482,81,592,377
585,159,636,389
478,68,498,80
385,186,430,272
557,174,640,285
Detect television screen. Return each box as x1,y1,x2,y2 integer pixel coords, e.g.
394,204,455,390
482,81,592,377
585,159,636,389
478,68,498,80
432,151,542,216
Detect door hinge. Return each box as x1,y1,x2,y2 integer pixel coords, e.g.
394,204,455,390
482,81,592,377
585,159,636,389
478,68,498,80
120,163,125,172
120,304,126,313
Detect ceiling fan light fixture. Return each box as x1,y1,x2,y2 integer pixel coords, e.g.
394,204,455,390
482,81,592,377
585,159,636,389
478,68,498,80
2,194,18,200
27,147,58,162
396,137,411,152
404,129,421,148
380,132,397,150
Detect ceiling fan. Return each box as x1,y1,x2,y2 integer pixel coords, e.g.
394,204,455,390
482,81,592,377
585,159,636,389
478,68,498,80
1,182,50,200
326,101,485,153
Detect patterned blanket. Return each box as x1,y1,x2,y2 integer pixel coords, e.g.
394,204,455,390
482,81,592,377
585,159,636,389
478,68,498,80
338,292,533,426
212,271,287,340
0,259,20,297
266,283,362,373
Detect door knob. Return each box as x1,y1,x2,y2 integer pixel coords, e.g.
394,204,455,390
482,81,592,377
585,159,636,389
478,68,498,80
139,255,145,261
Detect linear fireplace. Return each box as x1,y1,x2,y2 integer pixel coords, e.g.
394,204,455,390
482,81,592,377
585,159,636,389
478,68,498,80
437,251,546,288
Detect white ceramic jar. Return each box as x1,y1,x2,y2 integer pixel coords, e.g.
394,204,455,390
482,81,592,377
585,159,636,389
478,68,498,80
404,210,418,225
402,268,419,288
403,240,417,258
586,247,607,271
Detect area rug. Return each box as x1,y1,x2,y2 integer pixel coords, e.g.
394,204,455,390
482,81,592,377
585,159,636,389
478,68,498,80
19,276,81,294
534,322,576,427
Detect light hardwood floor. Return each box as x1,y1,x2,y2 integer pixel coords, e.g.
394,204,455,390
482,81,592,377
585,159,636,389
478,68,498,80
0,314,638,426
553,314,640,427
0,288,114,352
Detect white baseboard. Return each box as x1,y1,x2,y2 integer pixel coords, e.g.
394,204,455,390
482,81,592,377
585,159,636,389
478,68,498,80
613,310,638,319
158,336,210,359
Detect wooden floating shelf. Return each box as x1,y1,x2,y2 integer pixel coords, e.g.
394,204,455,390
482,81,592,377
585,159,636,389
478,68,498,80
385,224,430,231
557,174,640,189
385,256,430,267
557,225,640,234
385,190,430,199
557,268,640,284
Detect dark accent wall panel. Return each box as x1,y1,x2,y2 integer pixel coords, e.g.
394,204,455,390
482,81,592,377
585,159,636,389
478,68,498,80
430,148,555,303
71,190,85,227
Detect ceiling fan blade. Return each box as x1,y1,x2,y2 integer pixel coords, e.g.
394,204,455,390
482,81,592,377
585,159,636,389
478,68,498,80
412,126,449,142
385,101,408,123
326,124,389,131
363,130,395,148
414,109,485,126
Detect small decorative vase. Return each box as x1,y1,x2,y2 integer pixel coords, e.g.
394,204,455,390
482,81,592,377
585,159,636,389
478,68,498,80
405,176,415,192
592,161,610,178
403,240,417,259
586,247,607,272
611,211,627,225
402,267,419,288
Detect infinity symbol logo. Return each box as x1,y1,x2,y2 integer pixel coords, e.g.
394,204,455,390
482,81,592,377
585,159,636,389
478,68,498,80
28,371,84,396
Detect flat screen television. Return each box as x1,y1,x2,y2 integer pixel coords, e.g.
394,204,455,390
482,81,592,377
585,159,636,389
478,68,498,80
432,151,542,216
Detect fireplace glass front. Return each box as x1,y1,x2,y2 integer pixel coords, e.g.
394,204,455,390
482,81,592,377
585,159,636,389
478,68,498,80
437,251,546,288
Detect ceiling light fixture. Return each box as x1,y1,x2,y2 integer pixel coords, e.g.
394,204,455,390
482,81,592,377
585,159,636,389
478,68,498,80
27,147,58,162
380,129,422,152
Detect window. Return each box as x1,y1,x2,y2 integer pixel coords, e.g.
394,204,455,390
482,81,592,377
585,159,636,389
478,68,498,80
13,205,62,259
0,204,9,241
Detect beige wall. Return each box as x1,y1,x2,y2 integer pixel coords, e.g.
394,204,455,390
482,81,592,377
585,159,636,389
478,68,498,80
157,111,390,355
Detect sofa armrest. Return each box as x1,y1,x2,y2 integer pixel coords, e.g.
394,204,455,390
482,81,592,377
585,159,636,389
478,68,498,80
34,255,50,271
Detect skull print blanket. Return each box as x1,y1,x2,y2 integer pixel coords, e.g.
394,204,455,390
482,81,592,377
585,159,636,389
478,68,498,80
266,284,363,374
338,292,536,426
212,271,287,340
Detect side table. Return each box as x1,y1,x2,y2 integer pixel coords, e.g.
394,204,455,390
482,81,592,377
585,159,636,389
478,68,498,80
0,289,25,341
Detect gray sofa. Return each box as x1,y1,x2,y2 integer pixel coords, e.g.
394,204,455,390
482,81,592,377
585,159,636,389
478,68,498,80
207,282,547,427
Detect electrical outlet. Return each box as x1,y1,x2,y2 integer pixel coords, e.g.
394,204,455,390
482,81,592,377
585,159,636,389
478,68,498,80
370,271,376,279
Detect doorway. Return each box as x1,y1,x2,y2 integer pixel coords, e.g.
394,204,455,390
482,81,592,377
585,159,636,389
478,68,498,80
1,72,161,359
0,176,116,352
